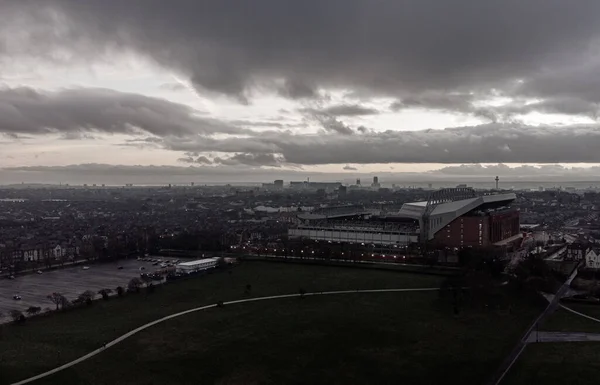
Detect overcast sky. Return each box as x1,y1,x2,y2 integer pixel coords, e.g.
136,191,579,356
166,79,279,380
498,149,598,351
2,0,600,184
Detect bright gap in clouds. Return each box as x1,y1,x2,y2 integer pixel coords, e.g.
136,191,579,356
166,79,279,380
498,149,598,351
515,111,595,126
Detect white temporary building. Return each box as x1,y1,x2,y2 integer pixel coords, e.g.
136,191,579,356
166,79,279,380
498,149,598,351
176,258,219,274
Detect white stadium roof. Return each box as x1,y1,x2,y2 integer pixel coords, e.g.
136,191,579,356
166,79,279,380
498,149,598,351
392,192,517,240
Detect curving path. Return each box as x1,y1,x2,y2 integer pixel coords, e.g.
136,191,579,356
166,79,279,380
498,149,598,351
560,303,600,323
10,287,439,385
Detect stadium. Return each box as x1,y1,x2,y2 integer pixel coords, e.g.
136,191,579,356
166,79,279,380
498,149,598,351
288,188,520,250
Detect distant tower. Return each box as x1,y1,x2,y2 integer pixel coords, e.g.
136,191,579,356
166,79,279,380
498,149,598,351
191,182,195,187
372,176,380,188
356,178,361,186
495,176,499,190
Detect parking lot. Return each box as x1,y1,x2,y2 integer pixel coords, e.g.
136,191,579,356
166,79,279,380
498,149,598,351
0,258,173,323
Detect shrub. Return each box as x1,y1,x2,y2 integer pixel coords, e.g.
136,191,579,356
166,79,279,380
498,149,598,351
9,310,25,324
98,288,112,300
25,306,42,316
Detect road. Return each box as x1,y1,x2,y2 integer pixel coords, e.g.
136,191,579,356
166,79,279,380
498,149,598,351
485,261,581,385
9,286,440,385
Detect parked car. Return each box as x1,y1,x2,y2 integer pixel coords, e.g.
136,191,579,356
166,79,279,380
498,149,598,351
36,270,43,274
13,295,21,300
139,266,146,271
82,266,90,270
117,266,124,270
8,275,15,280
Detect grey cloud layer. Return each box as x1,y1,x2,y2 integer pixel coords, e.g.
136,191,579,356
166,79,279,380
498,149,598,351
4,1,600,169
2,84,600,166
158,123,600,165
4,0,600,102
0,87,242,136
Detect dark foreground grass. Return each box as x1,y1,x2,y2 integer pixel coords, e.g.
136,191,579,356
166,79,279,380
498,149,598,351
29,292,540,385
503,342,600,385
541,303,600,333
0,262,541,385
503,303,600,385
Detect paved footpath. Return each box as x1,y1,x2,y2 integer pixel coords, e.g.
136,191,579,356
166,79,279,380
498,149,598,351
10,286,439,385
486,262,581,385
526,331,600,343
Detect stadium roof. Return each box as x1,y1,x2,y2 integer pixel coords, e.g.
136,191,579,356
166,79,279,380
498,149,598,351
391,192,517,240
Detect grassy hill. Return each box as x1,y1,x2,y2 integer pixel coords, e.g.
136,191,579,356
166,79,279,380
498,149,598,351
0,262,542,385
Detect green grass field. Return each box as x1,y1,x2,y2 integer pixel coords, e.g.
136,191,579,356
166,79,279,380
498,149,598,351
0,262,542,385
503,302,600,385
542,303,600,333
503,342,600,385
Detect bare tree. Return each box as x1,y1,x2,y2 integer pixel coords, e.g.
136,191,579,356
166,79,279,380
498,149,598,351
78,290,96,305
98,288,112,300
128,277,143,293
47,292,68,310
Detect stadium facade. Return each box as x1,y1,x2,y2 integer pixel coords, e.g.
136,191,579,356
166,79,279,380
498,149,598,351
288,188,519,249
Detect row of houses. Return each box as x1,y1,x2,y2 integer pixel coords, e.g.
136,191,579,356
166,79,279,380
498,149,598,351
0,243,81,267
563,242,600,270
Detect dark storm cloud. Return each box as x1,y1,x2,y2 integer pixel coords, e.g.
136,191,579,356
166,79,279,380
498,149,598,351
214,153,284,167
277,79,318,100
0,87,244,136
158,123,600,164
5,0,600,101
313,116,355,135
177,155,212,165
274,124,600,164
390,93,499,122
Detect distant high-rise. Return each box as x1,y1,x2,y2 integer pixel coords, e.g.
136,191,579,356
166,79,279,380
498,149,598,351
372,176,380,188
274,179,284,188
191,182,195,187
495,176,499,190
356,178,361,186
